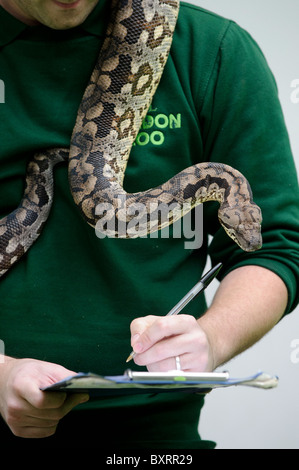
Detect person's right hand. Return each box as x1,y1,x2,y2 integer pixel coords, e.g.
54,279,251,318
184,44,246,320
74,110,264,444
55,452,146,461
0,356,89,438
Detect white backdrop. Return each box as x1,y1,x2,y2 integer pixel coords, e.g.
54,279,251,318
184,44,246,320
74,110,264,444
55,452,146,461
187,0,299,449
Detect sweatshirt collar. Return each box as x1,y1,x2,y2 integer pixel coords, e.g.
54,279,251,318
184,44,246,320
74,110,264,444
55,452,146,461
0,0,109,47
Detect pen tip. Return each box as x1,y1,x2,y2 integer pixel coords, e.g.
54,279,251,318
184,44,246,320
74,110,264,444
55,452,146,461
126,353,134,363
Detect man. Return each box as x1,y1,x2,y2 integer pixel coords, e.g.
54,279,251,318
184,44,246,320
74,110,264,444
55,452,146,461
0,0,298,448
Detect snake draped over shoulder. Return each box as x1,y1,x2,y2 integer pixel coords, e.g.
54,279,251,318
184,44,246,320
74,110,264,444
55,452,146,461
0,0,262,279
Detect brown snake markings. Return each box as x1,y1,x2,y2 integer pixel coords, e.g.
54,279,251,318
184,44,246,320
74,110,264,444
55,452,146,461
0,0,262,278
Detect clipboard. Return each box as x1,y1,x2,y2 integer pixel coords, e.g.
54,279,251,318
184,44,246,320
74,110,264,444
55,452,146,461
42,370,279,398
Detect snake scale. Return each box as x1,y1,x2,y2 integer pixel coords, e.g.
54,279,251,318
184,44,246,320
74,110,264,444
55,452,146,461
0,0,262,279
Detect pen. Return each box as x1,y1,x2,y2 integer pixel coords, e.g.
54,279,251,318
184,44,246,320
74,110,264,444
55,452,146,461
126,262,223,363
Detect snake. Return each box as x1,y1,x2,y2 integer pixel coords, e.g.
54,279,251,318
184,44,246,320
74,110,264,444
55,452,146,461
0,0,262,279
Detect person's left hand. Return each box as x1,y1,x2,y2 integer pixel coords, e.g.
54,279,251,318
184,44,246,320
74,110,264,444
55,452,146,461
129,314,214,372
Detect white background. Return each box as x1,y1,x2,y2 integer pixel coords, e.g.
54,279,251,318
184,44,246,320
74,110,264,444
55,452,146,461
187,0,299,449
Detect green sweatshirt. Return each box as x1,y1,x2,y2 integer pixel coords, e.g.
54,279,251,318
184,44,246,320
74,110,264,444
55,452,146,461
0,1,298,448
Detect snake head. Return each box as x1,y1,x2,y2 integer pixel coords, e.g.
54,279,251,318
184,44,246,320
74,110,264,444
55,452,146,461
218,204,263,252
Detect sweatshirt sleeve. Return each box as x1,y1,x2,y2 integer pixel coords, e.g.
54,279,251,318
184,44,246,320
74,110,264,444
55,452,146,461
199,21,299,315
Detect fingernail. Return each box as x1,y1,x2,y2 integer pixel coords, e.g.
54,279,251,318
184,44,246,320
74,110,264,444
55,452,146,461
133,341,143,353
131,334,140,346
80,395,89,403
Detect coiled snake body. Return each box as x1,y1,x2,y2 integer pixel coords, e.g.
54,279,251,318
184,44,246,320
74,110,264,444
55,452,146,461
0,0,262,278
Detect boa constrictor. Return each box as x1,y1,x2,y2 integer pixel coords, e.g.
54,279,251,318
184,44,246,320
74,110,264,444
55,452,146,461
0,0,262,279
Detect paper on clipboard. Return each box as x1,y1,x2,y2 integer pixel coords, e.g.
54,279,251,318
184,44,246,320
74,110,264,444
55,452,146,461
41,370,279,397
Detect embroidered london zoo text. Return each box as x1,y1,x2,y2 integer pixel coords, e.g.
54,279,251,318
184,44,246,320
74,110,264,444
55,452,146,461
134,104,182,146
